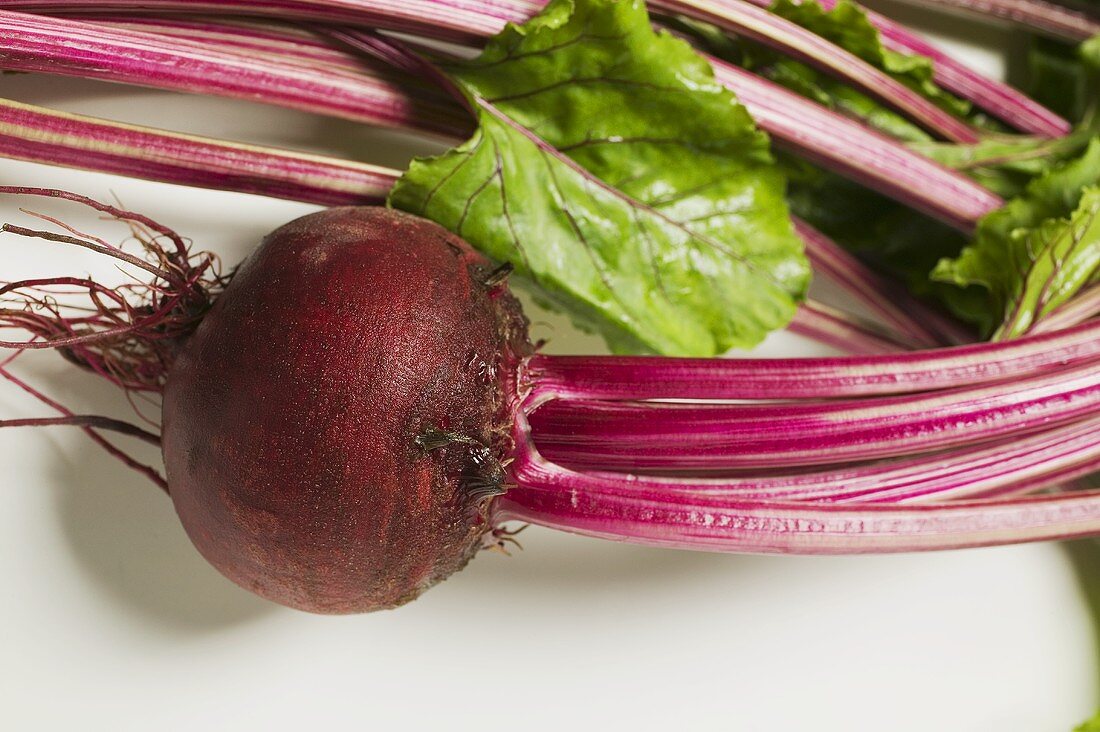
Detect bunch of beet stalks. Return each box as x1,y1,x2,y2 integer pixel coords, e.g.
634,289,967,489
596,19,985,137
0,0,1098,613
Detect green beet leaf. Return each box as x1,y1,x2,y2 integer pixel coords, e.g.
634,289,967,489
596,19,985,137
1086,34,1100,68
669,14,932,142
390,0,808,356
933,140,1100,338
766,0,975,124
912,131,1094,199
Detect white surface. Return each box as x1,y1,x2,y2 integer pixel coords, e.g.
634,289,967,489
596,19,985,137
0,18,1097,732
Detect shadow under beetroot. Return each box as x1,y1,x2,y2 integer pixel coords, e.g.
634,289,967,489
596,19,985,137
48,434,744,627
49,437,276,634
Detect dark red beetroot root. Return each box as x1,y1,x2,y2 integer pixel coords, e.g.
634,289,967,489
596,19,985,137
162,207,532,613
7,195,1100,615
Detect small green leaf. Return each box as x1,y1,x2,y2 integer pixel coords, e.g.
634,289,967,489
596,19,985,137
912,131,1094,199
766,0,975,123
391,0,808,355
761,57,932,142
1085,34,1100,70
933,140,1100,337
682,0,949,142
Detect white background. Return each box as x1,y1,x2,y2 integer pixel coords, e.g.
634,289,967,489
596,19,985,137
0,5,1096,730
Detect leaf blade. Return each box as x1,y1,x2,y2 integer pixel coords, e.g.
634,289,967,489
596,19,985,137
933,140,1100,338
391,0,807,355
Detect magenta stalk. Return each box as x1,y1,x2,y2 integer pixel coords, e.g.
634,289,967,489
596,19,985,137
503,416,1100,506
1,0,1071,136
788,301,913,353
90,14,392,70
0,99,396,206
523,319,1100,401
0,99,940,354
18,0,1070,135
0,9,1003,231
796,219,965,347
499,446,1100,554
707,61,1002,230
0,0,984,141
732,0,1070,136
0,10,466,138
886,0,1100,43
526,360,1100,470
614,417,1100,504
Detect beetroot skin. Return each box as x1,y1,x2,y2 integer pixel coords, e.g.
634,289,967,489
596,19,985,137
162,207,532,613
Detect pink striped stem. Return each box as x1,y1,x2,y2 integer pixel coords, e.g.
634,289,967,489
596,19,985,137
2,0,1073,138
0,10,466,138
578,417,1100,505
0,0,512,40
734,0,1071,137
1029,287,1100,336
522,318,1100,401
514,416,1100,505
0,99,395,205
0,99,945,353
3,0,1071,138
795,218,966,347
0,8,1003,231
499,446,1100,553
710,61,1002,230
19,0,1070,138
0,0,986,141
651,0,981,141
840,423,1100,503
888,0,1100,43
788,301,914,353
526,360,1100,470
88,15,380,70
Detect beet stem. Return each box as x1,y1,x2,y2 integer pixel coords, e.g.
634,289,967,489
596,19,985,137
527,360,1100,472
522,318,1100,402
498,451,1100,553
789,301,914,354
0,8,1003,230
888,0,1100,43
505,416,1100,503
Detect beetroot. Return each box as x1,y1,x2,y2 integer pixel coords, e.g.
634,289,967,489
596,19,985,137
4,192,1100,616
163,207,531,612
